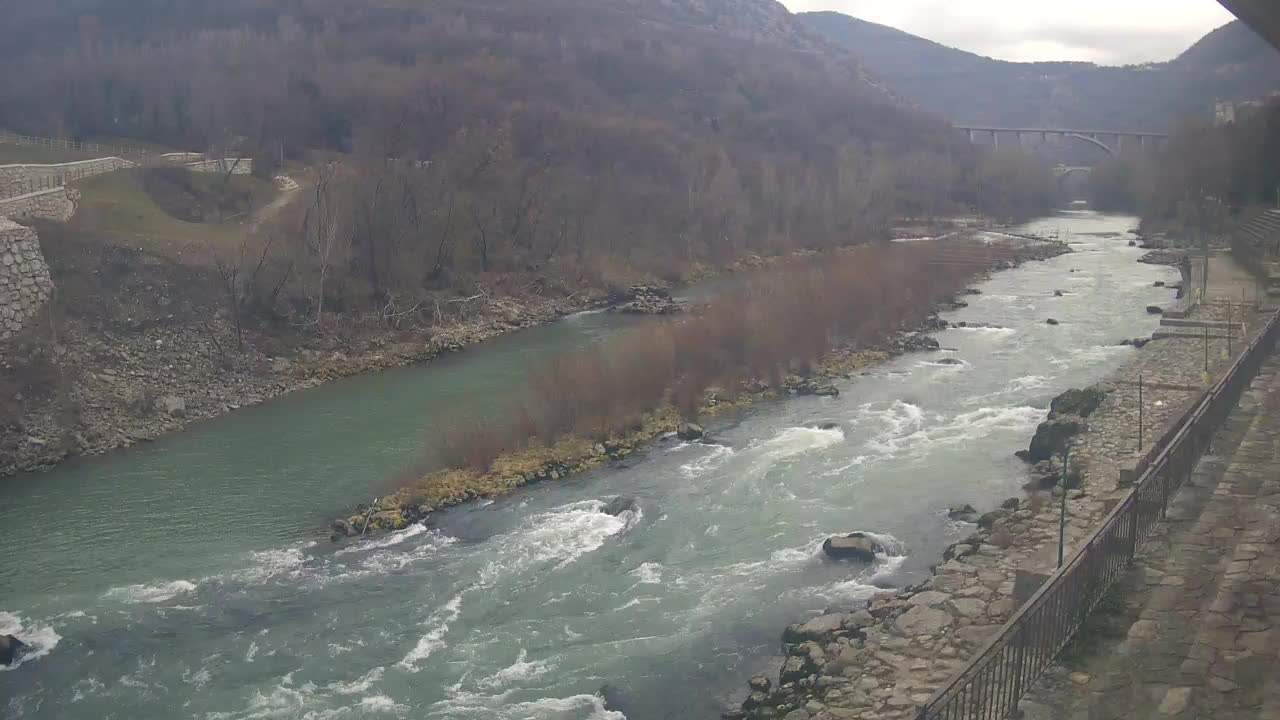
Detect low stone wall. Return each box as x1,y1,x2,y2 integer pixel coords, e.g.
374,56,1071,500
0,187,76,223
0,218,53,340
185,158,253,175
160,152,206,164
0,157,133,199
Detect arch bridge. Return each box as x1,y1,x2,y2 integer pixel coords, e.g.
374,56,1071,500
955,126,1168,155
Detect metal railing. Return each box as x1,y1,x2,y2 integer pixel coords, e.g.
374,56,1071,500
916,307,1280,720
0,131,154,158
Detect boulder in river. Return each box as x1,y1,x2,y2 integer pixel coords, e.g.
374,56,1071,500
1054,290,1065,297
934,358,964,366
1045,318,1060,326
602,496,639,517
1153,280,1165,287
749,675,772,693
1049,386,1107,419
1146,305,1164,315
676,422,704,441
947,504,979,522
1025,416,1084,463
0,634,27,666
822,532,883,562
596,683,632,714
332,519,356,537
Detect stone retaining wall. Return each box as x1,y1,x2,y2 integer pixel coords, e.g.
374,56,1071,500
0,157,133,199
0,187,76,223
0,218,53,340
184,158,253,175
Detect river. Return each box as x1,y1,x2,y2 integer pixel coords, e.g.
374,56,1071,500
1,212,1179,720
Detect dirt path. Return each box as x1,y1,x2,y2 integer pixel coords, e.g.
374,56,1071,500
246,175,301,234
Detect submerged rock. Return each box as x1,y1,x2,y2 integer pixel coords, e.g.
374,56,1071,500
822,532,882,562
1146,305,1163,315
677,422,704,441
934,358,964,365
596,683,632,714
1045,318,1060,326
0,635,27,666
602,496,639,517
947,504,979,522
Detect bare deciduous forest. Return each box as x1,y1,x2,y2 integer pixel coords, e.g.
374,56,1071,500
1,0,1057,327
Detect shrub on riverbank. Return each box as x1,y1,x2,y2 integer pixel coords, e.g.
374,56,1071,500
413,239,1017,486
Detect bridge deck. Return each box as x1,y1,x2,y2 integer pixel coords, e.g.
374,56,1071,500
953,126,1169,138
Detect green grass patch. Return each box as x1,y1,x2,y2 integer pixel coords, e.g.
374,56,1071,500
73,168,277,263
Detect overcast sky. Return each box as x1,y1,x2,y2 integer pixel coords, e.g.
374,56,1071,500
780,0,1237,65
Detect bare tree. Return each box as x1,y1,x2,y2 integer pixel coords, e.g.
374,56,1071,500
302,163,347,326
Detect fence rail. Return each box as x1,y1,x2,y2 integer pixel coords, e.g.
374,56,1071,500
0,159,136,201
0,131,154,159
916,306,1280,720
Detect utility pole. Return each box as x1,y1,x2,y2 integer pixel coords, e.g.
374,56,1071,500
1058,443,1071,569
1204,325,1210,374
1200,193,1209,301
1138,374,1144,453
1227,301,1233,357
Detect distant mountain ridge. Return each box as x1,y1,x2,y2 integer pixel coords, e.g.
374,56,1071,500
800,12,1280,131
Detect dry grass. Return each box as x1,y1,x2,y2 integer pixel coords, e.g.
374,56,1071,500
71,168,277,264
419,239,1016,479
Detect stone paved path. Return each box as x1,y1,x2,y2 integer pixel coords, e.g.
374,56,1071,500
1025,355,1280,720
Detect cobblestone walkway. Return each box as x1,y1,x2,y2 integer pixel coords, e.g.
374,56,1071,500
1026,355,1280,720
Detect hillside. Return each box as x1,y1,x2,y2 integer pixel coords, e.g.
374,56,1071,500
800,13,1280,131
0,0,1047,299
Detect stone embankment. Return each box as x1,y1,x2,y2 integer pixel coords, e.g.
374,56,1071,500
1021,355,1280,720
0,219,54,341
0,158,134,199
726,264,1259,720
0,187,77,223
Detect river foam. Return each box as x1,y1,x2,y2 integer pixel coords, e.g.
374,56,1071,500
756,426,844,460
104,579,199,604
0,611,61,671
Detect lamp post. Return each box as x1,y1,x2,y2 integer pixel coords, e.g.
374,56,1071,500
1058,443,1071,569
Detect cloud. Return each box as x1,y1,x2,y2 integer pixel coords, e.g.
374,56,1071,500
781,0,1237,64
